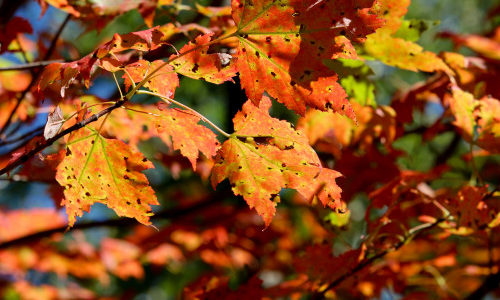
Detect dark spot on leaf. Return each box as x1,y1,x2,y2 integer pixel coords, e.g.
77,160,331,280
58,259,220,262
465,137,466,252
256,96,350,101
124,175,130,179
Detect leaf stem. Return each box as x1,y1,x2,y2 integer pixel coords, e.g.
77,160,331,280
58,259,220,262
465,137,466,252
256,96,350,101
112,72,124,99
136,90,231,138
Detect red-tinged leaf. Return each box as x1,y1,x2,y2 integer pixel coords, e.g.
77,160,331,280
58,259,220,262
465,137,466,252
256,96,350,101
295,244,363,282
55,127,158,227
43,0,81,17
231,0,383,116
211,97,342,226
101,238,144,279
0,17,33,54
441,31,500,61
96,27,165,59
42,0,159,29
170,33,237,84
448,87,500,153
123,59,179,98
0,209,66,242
69,96,218,170
364,0,452,73
145,243,184,265
442,186,496,231
36,54,97,100
156,107,220,170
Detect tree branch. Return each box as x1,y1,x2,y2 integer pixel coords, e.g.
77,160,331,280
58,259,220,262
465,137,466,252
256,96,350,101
311,218,446,299
0,125,44,147
0,98,126,176
0,60,65,72
0,197,218,250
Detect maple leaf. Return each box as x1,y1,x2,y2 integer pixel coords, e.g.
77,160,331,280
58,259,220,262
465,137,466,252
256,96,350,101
96,27,166,60
231,0,383,117
0,17,33,54
443,186,496,231
211,97,342,225
441,31,500,61
295,244,363,283
448,87,500,153
36,54,98,100
37,28,167,100
156,107,220,170
123,60,179,98
364,0,452,73
42,0,160,29
170,33,238,84
55,127,158,227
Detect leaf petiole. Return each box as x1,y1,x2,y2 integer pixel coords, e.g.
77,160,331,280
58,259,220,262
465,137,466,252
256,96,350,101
136,89,231,138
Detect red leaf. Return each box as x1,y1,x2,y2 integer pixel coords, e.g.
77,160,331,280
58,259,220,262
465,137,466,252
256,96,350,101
231,0,383,116
211,97,342,225
170,33,238,84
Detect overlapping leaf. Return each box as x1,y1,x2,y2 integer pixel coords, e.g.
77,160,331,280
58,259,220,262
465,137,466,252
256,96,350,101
36,27,167,100
40,0,161,28
156,107,220,170
448,87,500,153
123,60,179,98
364,0,452,73
231,0,383,117
211,97,342,225
170,33,237,84
55,127,158,226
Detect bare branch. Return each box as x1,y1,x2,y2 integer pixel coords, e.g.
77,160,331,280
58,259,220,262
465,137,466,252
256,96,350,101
311,218,446,299
0,60,65,72
0,98,126,176
0,197,218,250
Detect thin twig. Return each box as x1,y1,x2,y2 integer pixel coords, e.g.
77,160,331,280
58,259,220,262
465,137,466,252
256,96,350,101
0,125,44,146
136,89,231,138
0,14,71,137
311,218,446,299
0,198,218,250
0,60,65,72
0,98,126,176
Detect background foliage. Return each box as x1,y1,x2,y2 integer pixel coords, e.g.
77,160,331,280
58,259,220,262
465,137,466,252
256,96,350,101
0,0,499,299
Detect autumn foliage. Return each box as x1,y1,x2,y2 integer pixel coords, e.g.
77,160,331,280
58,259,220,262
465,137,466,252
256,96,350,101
0,0,499,299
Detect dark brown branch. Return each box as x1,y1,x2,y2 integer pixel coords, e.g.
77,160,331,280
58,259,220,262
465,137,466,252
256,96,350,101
311,218,446,299
0,98,126,176
0,197,218,250
0,14,71,137
0,125,44,146
0,60,65,72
